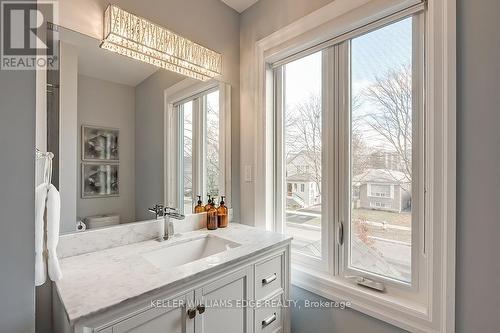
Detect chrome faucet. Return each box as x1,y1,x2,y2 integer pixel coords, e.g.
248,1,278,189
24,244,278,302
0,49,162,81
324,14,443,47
148,204,185,241
160,207,185,241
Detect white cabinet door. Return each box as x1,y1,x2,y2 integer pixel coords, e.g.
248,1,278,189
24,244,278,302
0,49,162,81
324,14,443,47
195,267,253,333
113,291,195,333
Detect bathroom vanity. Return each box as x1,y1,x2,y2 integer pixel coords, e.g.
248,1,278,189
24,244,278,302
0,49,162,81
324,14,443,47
53,224,291,333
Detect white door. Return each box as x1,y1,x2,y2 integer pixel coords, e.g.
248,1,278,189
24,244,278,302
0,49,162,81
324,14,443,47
113,291,195,333
195,267,253,333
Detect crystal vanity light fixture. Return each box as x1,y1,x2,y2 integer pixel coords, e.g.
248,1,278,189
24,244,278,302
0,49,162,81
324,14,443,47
100,5,222,81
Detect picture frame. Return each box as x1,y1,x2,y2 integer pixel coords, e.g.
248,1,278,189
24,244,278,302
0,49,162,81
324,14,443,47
82,125,119,161
81,163,119,198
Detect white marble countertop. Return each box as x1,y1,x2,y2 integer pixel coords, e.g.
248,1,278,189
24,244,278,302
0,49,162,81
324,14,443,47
55,224,291,324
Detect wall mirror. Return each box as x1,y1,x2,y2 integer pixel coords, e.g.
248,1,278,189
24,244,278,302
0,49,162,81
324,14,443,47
41,26,231,234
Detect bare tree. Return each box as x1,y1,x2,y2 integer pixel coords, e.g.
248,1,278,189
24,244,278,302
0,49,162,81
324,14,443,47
286,93,370,196
362,64,413,182
351,129,370,176
286,93,322,196
351,95,370,176
206,100,220,196
183,111,193,198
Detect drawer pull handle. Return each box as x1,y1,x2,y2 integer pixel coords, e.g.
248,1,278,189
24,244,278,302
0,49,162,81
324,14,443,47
187,308,197,319
262,273,277,285
262,313,277,328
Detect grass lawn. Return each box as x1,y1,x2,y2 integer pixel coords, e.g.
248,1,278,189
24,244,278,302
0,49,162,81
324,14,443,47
286,207,411,243
287,207,410,227
352,208,411,226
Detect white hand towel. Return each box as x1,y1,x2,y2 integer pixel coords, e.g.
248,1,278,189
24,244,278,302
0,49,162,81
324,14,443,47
46,184,62,281
35,183,48,286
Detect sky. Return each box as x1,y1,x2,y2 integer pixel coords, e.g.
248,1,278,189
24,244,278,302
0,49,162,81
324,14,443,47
351,17,412,93
283,16,413,149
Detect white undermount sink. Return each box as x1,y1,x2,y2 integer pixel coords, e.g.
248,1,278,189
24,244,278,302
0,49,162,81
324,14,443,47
142,234,241,269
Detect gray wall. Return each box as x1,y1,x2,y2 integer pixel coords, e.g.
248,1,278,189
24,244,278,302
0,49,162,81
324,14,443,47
0,64,35,332
77,74,136,224
456,0,500,331
58,42,78,234
134,70,182,221
239,0,334,225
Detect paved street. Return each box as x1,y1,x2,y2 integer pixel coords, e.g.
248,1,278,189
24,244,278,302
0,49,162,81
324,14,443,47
285,210,411,281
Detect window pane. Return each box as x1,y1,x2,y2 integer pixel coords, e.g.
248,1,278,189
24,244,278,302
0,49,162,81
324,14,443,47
182,101,193,214
206,90,220,197
350,17,413,282
283,51,322,258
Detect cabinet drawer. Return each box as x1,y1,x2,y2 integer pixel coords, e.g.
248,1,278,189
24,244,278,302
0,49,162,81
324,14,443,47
255,254,283,300
255,295,282,333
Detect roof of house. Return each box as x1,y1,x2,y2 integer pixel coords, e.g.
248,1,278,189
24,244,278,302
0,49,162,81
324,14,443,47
353,168,408,185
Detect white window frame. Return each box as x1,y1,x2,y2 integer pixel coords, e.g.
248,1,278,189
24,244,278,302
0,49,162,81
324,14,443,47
274,48,331,272
164,79,232,212
252,0,456,332
274,12,423,287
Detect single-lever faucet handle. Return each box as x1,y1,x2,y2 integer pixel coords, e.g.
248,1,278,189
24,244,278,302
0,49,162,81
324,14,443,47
148,204,164,219
164,207,185,220
163,206,174,214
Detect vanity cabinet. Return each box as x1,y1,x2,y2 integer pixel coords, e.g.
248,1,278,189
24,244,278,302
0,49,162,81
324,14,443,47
94,268,252,333
60,245,290,333
110,291,194,333
195,267,253,333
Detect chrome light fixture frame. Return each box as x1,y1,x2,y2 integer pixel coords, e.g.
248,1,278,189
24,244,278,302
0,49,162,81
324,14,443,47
100,5,222,81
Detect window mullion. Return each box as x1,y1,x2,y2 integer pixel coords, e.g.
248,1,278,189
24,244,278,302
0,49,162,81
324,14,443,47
192,98,205,202
273,66,285,234
322,46,337,274
219,84,229,206
168,104,181,209
178,104,185,211
336,41,350,276
413,11,425,290
200,97,207,201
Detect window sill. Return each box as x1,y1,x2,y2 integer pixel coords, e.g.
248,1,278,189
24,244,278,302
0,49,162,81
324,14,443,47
291,264,436,333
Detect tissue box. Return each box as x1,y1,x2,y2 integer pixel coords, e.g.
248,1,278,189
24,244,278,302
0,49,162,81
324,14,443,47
83,214,120,229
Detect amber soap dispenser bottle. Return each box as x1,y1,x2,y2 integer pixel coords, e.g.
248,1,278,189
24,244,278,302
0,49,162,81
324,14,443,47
217,196,228,228
194,195,204,213
204,195,213,211
207,196,218,230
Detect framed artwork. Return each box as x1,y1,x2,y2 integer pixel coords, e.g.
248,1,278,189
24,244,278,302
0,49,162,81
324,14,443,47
81,163,119,198
82,125,119,161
